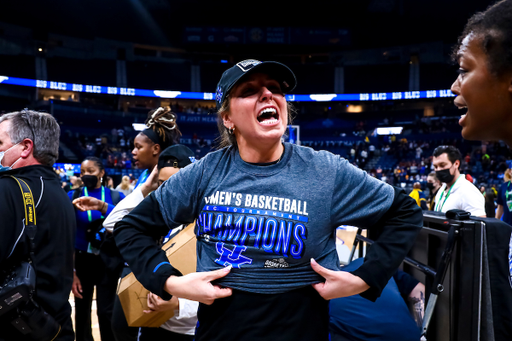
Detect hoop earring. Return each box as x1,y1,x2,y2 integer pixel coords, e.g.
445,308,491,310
228,126,235,135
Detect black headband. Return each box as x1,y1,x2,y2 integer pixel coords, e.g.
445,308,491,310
142,128,162,145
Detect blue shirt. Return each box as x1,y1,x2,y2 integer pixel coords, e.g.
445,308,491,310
329,258,421,341
68,186,125,251
133,169,149,189
497,181,512,225
154,143,395,294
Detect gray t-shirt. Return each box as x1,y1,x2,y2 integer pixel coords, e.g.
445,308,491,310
154,143,394,294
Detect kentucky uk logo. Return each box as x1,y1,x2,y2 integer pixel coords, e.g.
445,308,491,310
215,243,253,268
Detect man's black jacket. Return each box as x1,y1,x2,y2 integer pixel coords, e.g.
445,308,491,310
0,165,76,341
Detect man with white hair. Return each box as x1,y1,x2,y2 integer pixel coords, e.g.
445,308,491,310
0,110,75,340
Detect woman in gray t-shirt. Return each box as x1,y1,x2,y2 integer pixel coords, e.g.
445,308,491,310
114,60,423,341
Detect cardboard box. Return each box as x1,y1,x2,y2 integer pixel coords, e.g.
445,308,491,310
117,222,197,327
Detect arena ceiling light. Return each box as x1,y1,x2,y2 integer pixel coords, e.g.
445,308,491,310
132,123,147,131
153,90,182,98
346,105,363,113
309,94,337,102
375,127,403,135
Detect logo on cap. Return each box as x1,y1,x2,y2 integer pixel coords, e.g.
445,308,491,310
236,59,262,72
216,86,223,104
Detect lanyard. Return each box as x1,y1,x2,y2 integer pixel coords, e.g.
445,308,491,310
506,181,512,210
435,175,462,212
83,186,105,222
134,169,149,189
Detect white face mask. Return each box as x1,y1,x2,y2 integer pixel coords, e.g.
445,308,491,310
0,142,21,171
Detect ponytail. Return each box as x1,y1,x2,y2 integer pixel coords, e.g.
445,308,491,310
142,107,182,149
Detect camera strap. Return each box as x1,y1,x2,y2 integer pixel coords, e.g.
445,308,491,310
9,176,37,261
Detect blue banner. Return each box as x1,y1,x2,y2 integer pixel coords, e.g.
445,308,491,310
0,75,455,102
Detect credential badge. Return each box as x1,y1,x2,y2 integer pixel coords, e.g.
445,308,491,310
508,232,512,288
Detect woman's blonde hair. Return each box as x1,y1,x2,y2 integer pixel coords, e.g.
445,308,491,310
120,175,131,190
505,168,512,182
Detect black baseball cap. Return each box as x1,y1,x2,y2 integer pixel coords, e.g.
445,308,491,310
215,59,297,110
157,145,196,170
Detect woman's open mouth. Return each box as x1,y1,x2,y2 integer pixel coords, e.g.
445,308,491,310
454,99,468,126
257,107,280,126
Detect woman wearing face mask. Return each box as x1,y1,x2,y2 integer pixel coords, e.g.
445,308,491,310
131,107,181,189
114,60,423,341
69,156,125,341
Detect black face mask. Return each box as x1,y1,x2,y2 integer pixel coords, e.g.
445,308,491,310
81,175,99,189
426,182,434,191
436,168,454,184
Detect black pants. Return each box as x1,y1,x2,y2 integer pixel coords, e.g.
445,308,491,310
112,267,140,341
196,286,329,341
139,327,194,341
329,333,352,341
75,251,118,341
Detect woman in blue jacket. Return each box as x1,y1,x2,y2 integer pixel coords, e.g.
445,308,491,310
69,156,125,341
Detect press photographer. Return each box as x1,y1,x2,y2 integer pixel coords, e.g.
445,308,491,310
0,110,76,340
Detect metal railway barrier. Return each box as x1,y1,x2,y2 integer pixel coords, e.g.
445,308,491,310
349,211,512,341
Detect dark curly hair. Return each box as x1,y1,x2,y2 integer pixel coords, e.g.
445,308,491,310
143,107,182,148
453,0,512,77
433,145,462,168
82,156,106,186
